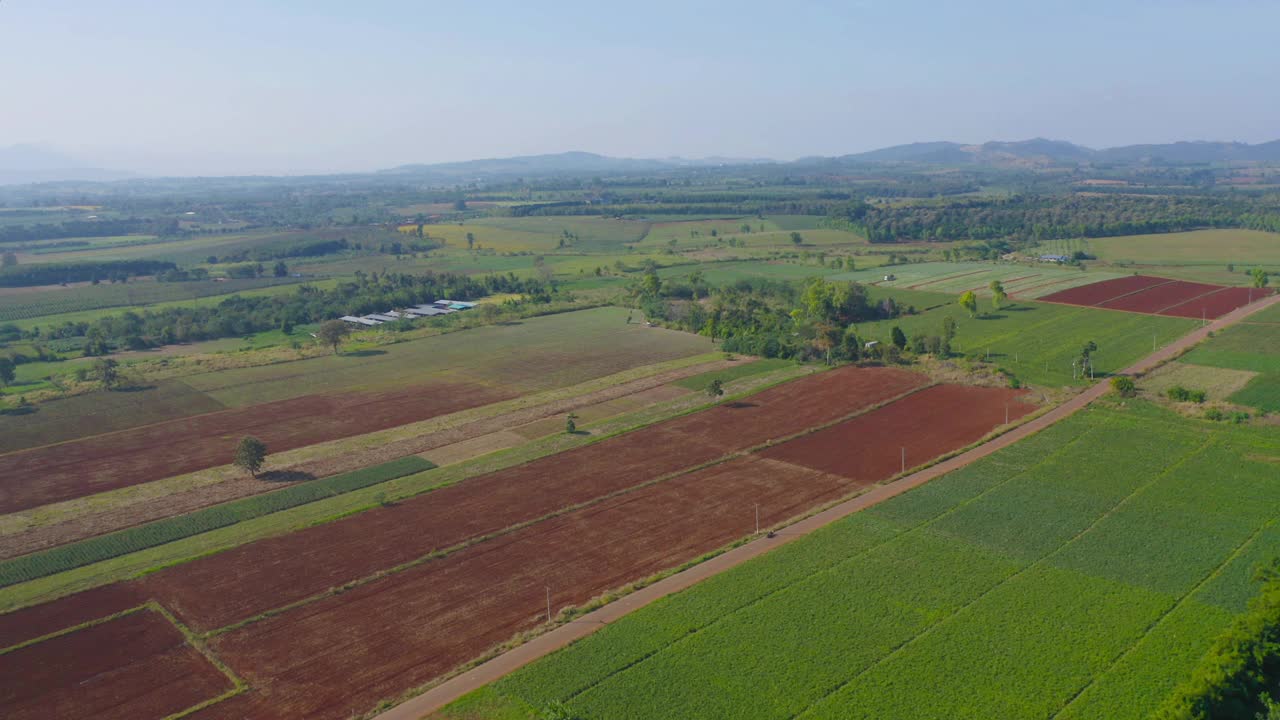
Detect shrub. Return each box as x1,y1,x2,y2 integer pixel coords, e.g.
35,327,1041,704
1110,376,1136,398
1204,408,1225,421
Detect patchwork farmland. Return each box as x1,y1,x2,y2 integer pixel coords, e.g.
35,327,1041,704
0,366,1036,720
446,401,1280,720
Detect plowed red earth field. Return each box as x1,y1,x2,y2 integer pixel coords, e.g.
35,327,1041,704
1098,279,1221,313
1038,275,1170,305
1159,286,1274,319
142,366,927,632
180,382,1024,720
0,609,230,720
0,382,510,515
760,384,1034,479
1040,274,1268,319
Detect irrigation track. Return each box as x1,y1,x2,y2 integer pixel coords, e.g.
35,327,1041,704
372,292,1280,720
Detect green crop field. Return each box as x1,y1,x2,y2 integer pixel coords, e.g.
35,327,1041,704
829,261,1129,299
1084,229,1280,266
671,358,793,390
0,276,308,323
656,259,848,285
419,217,651,253
1181,322,1280,412
851,289,1196,387
444,401,1280,720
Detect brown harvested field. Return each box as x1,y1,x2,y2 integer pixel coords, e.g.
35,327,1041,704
759,384,1035,479
0,609,231,720
188,456,857,720
1038,274,1171,305
140,366,928,632
0,583,144,649
1098,279,1221,313
1159,286,1274,319
0,381,510,515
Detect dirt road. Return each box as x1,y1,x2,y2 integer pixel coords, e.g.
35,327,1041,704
373,292,1280,720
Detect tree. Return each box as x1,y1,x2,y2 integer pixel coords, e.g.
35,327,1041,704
1077,340,1098,379
1110,376,1136,397
790,232,804,246
989,280,1008,310
466,232,475,250
959,290,978,318
565,413,579,434
316,319,351,354
942,315,958,341
706,378,725,399
890,325,908,351
1,252,16,268
0,357,14,387
94,358,120,389
273,261,288,277
233,436,268,478
1253,268,1271,289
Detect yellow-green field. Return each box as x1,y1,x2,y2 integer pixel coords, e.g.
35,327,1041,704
1084,229,1280,266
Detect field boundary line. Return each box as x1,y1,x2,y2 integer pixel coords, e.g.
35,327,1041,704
207,380,935,637
787,434,1215,720
146,600,248,718
1050,487,1280,719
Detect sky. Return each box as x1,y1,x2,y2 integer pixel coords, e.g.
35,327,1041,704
1,0,1277,176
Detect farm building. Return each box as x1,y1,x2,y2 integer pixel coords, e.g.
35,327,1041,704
1039,254,1070,263
340,315,381,326
404,305,449,317
365,313,401,323
337,301,474,326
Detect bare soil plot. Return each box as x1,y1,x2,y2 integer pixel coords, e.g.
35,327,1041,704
188,456,853,720
0,609,231,720
0,382,509,515
1039,275,1171,306
1098,279,1221,313
1159,286,1274,319
760,384,1035,480
140,367,927,632
0,583,143,649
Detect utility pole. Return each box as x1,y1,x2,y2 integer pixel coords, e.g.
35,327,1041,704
1005,403,1009,425
546,586,551,624
755,503,759,535
901,447,906,474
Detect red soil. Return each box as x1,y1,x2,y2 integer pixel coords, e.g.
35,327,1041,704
188,456,861,720
760,385,1035,479
1098,280,1221,313
0,609,230,720
0,382,511,515
142,366,928,632
1158,286,1275,320
0,583,144,650
1039,275,1171,306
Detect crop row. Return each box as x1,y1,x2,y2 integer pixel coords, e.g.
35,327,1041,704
464,403,1280,720
0,456,434,587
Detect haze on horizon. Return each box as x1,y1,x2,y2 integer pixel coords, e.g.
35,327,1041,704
1,0,1277,177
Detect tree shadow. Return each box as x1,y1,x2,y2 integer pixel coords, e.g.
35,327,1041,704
0,406,36,416
978,314,1007,321
1002,306,1033,312
112,384,158,393
342,349,387,357
725,401,758,409
258,469,316,483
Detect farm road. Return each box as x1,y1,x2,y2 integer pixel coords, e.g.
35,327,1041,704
374,291,1280,720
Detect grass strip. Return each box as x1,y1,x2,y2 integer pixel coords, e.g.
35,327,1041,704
0,456,434,588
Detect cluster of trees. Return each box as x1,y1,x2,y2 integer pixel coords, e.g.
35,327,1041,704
25,270,557,351
0,259,176,287
0,218,153,244
829,195,1280,243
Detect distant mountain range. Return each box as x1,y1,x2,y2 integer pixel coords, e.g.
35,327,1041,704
834,138,1280,167
0,144,136,185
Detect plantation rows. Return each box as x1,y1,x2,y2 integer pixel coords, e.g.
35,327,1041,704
0,456,433,587
0,276,306,323
460,403,1280,720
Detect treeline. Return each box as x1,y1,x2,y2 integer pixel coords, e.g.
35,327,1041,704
0,218,154,245
634,274,906,361
831,195,1280,243
1155,558,1280,719
0,260,176,287
28,270,555,350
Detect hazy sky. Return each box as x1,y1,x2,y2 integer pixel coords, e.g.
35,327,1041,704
2,0,1277,175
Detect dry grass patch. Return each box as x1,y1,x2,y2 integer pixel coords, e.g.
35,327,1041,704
1140,362,1259,401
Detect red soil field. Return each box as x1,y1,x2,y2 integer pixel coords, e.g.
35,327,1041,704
0,609,230,720
1098,279,1221,313
0,583,143,649
142,366,928,632
1158,286,1275,320
0,381,510,515
759,384,1035,479
1039,275,1171,306
187,456,860,720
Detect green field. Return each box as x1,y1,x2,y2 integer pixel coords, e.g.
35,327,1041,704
853,289,1196,387
829,261,1129,299
0,276,308,322
1085,229,1280,266
1181,322,1280,412
671,358,793,390
445,401,1280,720
0,307,714,452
